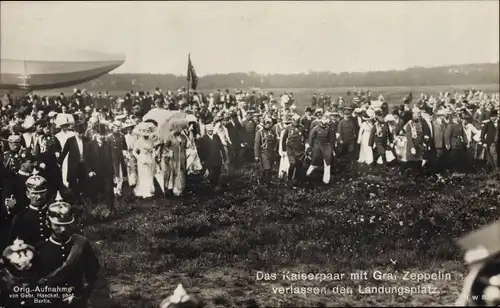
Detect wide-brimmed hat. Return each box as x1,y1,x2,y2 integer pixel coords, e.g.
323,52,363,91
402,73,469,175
435,109,447,117
362,108,375,121
55,114,70,128
384,114,396,122
22,116,36,130
123,120,135,129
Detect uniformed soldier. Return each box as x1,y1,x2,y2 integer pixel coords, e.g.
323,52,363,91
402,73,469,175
36,201,100,308
369,109,394,168
241,111,258,163
306,115,336,184
281,114,305,187
0,239,40,307
329,110,341,168
254,118,277,185
107,120,128,197
310,109,324,131
2,134,28,177
0,151,37,251
456,220,500,306
7,175,51,248
337,106,358,164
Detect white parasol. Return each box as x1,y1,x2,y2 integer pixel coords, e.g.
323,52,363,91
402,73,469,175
142,109,189,141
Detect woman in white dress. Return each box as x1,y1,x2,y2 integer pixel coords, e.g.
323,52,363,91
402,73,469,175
357,109,375,165
132,122,156,199
182,121,203,176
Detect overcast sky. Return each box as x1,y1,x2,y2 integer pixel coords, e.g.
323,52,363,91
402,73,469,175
1,1,499,76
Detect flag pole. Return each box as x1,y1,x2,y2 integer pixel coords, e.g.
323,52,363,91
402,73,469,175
187,53,191,104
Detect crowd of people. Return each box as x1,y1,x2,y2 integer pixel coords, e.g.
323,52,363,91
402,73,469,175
0,85,499,307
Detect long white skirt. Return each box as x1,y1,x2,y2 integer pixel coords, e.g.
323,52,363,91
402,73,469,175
278,155,290,179
134,158,155,199
358,132,374,164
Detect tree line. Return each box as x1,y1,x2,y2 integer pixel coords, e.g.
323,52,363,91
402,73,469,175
64,63,499,92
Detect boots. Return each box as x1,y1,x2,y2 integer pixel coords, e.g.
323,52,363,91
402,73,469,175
260,170,269,185
266,169,275,187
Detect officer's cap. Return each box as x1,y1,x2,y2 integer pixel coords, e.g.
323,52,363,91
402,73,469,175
8,135,21,143
2,239,36,270
26,175,48,193
48,201,74,225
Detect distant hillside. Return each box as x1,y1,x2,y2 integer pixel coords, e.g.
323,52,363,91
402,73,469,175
56,63,499,93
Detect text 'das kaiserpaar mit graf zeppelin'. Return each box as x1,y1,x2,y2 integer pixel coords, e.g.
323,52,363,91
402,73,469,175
256,270,453,282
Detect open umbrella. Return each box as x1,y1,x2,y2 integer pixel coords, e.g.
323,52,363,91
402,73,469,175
142,109,189,141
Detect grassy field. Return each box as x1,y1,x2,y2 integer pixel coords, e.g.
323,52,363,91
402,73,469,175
85,163,500,308
69,84,500,307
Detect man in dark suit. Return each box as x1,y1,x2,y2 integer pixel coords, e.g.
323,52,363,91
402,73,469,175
198,124,226,191
59,122,89,204
225,112,244,173
337,107,358,164
445,114,467,172
432,109,448,174
35,120,62,199
480,109,499,171
86,124,114,214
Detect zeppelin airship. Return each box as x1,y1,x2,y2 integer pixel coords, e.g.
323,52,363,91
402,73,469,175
0,46,125,94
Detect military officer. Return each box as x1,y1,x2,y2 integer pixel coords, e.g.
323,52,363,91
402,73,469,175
0,151,37,250
329,111,340,167
306,115,335,184
7,175,51,248
310,109,324,131
456,220,500,306
337,106,358,163
281,114,305,187
36,201,100,308
369,109,394,168
2,134,28,178
241,111,258,163
254,118,277,185
107,120,128,197
0,239,40,307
